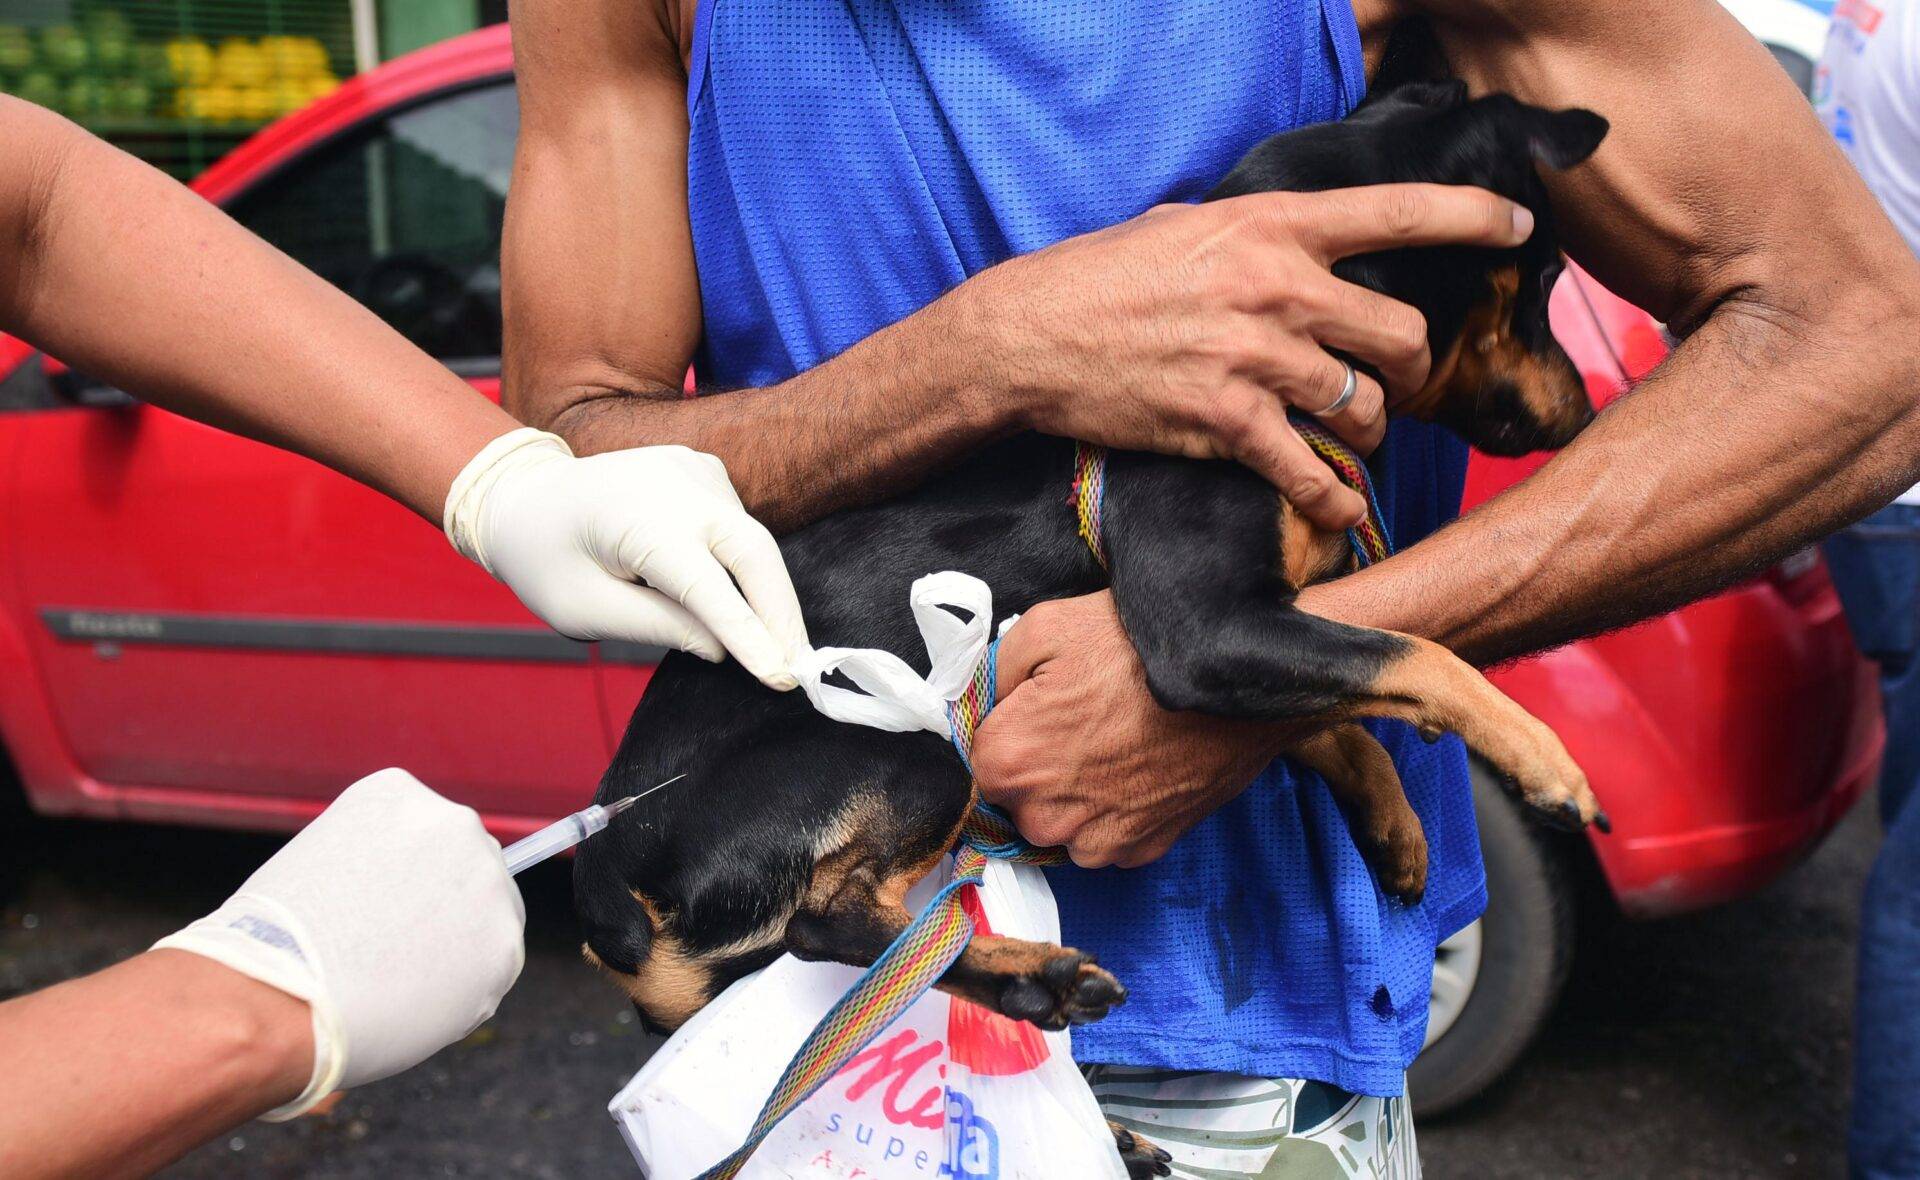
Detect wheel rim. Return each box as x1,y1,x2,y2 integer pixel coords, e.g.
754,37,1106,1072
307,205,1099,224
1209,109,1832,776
1425,918,1484,1048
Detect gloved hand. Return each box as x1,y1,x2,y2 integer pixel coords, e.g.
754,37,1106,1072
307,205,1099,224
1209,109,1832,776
153,769,526,1120
443,428,807,690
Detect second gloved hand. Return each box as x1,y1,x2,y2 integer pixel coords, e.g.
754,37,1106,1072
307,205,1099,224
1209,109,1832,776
153,769,526,1119
444,429,808,690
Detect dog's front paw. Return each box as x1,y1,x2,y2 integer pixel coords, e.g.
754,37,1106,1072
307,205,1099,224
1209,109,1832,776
999,952,1127,1031
1491,718,1610,834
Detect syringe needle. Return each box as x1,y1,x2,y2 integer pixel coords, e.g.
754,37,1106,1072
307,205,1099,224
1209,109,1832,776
616,773,687,813
501,773,689,874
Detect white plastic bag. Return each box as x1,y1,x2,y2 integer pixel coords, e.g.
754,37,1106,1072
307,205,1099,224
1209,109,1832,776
609,858,1127,1179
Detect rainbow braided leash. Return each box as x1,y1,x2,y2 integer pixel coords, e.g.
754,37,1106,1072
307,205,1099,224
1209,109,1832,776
697,643,1062,1180
698,431,1385,1178
1071,440,1110,568
1286,414,1394,566
1074,425,1391,571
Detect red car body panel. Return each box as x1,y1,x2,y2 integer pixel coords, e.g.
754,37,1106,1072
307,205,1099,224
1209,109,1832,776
0,28,601,845
0,26,1880,913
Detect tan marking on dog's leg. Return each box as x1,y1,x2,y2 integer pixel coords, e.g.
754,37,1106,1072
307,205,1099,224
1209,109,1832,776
787,801,1126,1032
1331,635,1603,830
784,797,971,967
1278,500,1357,588
1291,724,1428,901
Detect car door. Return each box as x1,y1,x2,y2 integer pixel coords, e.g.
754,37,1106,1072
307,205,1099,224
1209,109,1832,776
11,80,621,822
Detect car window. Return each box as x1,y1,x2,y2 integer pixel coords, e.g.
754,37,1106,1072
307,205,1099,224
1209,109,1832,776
227,81,517,368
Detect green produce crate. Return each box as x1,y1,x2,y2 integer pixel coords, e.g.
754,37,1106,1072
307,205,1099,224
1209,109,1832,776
0,1,355,180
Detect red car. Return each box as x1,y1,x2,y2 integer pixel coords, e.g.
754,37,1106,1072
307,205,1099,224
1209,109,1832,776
0,26,1882,1114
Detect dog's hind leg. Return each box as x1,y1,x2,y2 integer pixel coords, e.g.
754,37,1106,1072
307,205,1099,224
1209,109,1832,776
1325,633,1607,831
1104,450,1604,833
1290,724,1428,902
784,845,1127,1032
1143,595,1602,832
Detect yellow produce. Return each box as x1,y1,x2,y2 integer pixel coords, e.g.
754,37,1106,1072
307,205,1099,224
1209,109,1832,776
237,86,276,122
215,38,269,89
270,79,309,116
296,38,331,77
258,36,290,77
165,38,214,86
195,84,240,122
307,74,340,102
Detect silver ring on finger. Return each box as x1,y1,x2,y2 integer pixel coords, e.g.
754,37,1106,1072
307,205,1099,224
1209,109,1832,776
1313,361,1358,419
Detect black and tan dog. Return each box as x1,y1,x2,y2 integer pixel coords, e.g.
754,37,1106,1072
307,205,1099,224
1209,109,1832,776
576,81,1608,1171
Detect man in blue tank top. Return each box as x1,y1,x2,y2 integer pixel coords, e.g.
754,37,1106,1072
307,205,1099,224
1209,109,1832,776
505,0,1920,1171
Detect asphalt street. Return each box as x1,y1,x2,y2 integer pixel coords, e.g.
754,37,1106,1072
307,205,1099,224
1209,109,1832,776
0,796,1878,1179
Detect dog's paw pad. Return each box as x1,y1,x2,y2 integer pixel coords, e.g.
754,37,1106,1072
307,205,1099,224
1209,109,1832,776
1002,954,1126,1030
1063,963,1127,1025
1384,871,1426,906
1000,975,1059,1025
1355,819,1428,905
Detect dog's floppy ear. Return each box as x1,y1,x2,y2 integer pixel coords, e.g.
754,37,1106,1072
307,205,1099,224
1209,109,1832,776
1521,107,1609,170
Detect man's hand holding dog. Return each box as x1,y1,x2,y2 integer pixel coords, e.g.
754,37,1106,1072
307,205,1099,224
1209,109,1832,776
956,185,1533,527
975,592,1291,868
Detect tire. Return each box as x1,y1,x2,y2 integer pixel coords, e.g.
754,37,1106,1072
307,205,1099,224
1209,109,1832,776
0,752,31,905
1408,758,1577,1118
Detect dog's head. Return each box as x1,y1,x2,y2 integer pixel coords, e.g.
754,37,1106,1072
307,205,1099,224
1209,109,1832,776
1212,82,1609,456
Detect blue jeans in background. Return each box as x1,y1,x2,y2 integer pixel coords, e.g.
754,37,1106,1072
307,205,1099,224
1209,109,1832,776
1823,502,1920,1178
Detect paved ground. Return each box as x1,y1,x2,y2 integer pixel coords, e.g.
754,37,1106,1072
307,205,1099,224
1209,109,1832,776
0,798,1878,1179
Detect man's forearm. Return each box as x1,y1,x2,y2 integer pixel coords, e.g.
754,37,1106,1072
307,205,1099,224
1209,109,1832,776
538,284,1022,533
1301,275,1920,665
0,950,311,1180
0,96,514,522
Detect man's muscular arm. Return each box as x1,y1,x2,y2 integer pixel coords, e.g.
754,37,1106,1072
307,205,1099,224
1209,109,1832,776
980,0,1920,867
1301,0,1920,663
501,0,1017,530
503,0,1541,533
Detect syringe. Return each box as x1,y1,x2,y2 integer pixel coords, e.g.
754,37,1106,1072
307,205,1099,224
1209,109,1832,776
501,773,686,875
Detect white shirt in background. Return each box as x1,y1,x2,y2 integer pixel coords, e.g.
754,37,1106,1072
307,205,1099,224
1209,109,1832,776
1817,0,1920,504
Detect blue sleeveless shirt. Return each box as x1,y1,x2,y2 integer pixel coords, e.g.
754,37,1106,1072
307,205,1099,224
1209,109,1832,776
686,0,1483,1096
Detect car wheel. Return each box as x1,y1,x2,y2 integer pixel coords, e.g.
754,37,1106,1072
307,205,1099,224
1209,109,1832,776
0,754,32,904
1408,758,1577,1118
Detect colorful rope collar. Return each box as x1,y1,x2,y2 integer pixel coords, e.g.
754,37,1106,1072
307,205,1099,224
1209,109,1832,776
1071,440,1109,568
1286,413,1394,567
1070,425,1392,572
697,642,1060,1180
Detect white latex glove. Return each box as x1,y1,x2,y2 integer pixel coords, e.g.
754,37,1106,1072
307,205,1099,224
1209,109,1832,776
153,768,526,1120
443,428,807,691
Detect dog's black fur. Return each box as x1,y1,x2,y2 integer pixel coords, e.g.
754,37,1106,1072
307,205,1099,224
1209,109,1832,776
574,85,1608,1172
